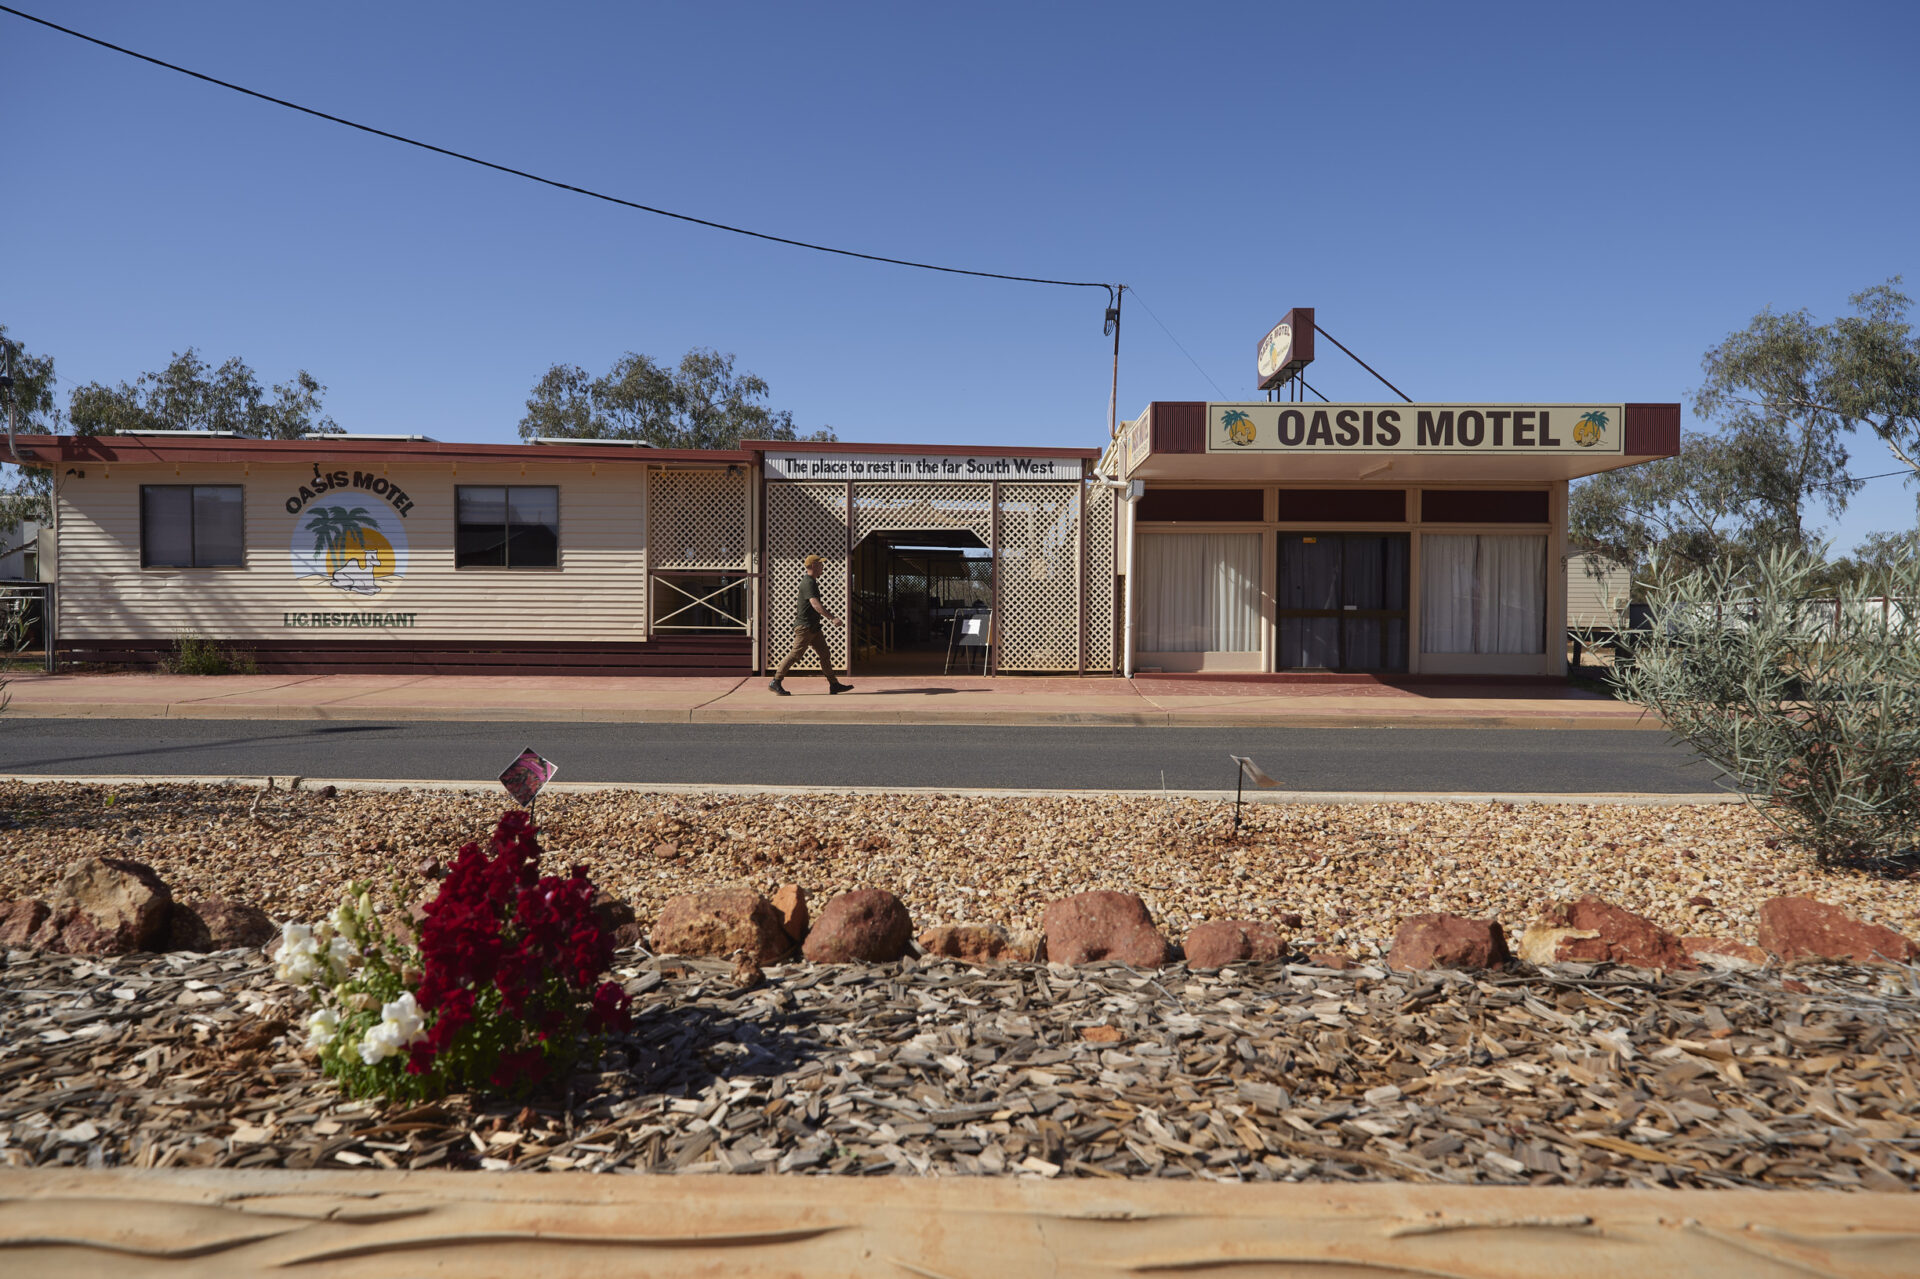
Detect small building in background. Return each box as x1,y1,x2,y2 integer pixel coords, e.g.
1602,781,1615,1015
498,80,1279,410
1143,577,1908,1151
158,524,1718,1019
0,521,41,581
1566,552,1631,633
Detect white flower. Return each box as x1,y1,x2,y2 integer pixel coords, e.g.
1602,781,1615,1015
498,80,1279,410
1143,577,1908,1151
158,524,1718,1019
325,934,360,980
381,992,425,1043
306,1008,339,1049
330,901,361,945
358,1020,404,1065
274,922,322,985
357,991,427,1066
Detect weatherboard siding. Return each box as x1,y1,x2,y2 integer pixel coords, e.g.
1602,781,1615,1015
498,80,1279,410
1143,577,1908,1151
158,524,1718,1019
55,461,653,643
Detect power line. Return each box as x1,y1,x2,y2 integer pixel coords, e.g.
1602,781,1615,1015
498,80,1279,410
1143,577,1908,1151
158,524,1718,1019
0,5,1113,293
1808,467,1919,491
1125,287,1227,398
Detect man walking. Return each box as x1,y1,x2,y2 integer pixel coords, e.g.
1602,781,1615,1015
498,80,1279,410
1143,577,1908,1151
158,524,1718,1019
769,554,853,696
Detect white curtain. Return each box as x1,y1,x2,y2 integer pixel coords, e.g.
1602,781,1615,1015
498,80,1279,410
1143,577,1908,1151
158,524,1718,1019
1139,533,1261,652
1421,533,1544,654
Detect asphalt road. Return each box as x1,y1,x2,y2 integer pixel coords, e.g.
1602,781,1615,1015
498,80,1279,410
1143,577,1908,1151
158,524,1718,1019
0,721,1733,794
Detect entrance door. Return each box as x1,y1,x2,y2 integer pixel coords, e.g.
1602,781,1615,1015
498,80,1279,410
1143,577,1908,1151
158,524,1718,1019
1276,533,1408,671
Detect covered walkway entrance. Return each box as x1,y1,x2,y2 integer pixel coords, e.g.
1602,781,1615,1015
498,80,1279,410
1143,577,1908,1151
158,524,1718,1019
752,444,1115,677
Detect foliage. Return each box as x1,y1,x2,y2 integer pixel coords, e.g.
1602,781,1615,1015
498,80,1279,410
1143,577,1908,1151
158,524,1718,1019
1699,279,1920,480
0,326,60,533
1569,432,1766,587
162,633,259,676
278,810,629,1098
1612,544,1920,866
519,347,835,449
67,348,340,440
279,812,631,1103
409,812,632,1094
0,595,29,713
1828,529,1919,583
1571,281,1920,583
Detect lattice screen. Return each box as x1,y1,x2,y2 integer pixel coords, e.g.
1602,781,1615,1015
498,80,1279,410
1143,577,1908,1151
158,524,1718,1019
996,484,1081,671
764,483,849,674
1084,483,1117,672
649,470,747,570
851,483,994,546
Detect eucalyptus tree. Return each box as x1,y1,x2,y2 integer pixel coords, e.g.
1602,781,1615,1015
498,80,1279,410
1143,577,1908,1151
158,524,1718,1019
519,347,835,449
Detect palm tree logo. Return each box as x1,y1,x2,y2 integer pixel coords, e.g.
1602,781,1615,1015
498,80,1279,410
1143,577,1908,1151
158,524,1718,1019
1573,410,1609,447
304,504,397,592
1221,409,1257,446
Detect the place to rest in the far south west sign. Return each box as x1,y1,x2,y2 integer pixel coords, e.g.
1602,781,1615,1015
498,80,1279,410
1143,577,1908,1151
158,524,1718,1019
762,453,1081,481
1208,404,1625,455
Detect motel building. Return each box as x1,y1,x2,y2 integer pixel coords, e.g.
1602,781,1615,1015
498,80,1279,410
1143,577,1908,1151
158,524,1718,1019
4,318,1678,681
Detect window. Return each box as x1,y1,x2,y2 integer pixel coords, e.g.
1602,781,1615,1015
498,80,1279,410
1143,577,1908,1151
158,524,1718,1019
456,486,559,568
141,485,244,567
1138,532,1261,652
1420,533,1545,654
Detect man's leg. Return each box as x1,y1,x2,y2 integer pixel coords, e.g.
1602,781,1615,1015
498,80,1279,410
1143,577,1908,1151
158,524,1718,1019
806,628,835,682
774,629,819,680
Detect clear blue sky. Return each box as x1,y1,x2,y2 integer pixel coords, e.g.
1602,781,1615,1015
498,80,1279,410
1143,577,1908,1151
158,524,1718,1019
6,1,1916,548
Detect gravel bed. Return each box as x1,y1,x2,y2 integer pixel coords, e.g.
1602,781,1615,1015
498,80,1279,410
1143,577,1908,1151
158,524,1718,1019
3,946,1915,1189
4,782,1918,952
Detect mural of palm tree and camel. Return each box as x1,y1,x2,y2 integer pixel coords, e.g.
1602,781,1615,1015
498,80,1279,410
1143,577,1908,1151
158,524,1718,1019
301,503,402,595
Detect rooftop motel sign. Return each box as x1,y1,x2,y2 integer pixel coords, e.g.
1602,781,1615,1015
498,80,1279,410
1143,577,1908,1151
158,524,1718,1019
1208,404,1625,455
763,453,1081,481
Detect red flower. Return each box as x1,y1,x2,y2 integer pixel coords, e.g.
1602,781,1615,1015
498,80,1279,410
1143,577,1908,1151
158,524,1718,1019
401,811,628,1098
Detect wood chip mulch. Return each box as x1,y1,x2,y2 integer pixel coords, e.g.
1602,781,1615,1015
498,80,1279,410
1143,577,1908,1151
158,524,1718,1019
4,945,1915,1191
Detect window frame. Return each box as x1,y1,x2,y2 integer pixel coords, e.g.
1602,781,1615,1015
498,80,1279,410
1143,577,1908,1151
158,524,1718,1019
453,484,562,570
140,484,247,569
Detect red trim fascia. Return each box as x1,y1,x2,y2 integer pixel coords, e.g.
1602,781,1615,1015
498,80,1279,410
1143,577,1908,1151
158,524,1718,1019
1622,404,1681,458
8,434,748,467
740,439,1100,459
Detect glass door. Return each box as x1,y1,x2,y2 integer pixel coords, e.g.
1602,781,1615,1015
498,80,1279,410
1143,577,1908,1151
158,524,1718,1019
1277,533,1408,671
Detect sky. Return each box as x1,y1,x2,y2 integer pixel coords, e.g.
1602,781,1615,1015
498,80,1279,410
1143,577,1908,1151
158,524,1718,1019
5,1,1917,549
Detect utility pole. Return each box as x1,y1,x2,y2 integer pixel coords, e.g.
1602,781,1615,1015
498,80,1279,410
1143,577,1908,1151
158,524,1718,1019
1105,285,1124,443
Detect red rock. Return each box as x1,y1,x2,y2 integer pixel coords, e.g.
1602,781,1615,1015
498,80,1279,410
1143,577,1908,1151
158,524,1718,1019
1782,979,1812,994
1687,895,1715,908
1388,913,1511,970
1681,936,1769,971
651,887,794,964
770,884,809,942
0,899,50,947
1757,896,1920,965
1524,895,1696,970
1182,920,1286,970
803,889,913,963
919,922,1028,965
166,898,277,953
1041,892,1171,968
1276,912,1305,929
30,857,173,955
1308,952,1354,971
1080,1025,1123,1044
591,898,644,950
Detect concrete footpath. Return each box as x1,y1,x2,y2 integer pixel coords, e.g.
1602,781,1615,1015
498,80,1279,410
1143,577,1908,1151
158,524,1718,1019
0,671,1659,729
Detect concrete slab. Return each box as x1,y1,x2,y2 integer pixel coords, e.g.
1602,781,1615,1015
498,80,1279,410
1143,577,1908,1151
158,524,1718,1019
0,671,1661,729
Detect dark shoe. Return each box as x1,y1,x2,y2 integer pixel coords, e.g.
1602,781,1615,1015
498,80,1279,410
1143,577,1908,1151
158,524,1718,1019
828,681,854,694
769,679,790,696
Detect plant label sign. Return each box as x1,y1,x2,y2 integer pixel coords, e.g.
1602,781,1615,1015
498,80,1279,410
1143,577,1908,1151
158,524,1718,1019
500,747,557,808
